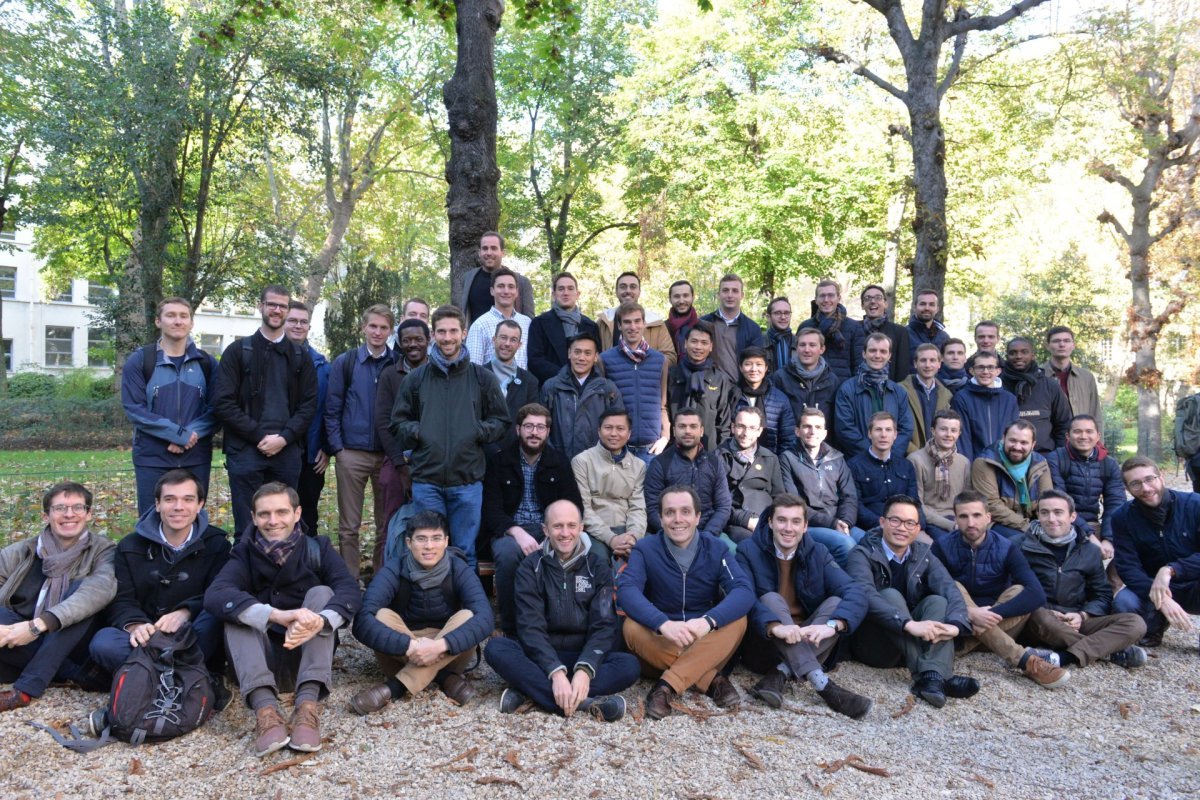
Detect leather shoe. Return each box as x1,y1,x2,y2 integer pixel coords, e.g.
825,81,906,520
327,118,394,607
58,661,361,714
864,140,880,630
911,671,946,708
0,689,32,713
944,675,981,699
817,679,873,719
750,670,785,709
349,683,393,716
645,682,675,720
438,672,475,706
288,700,322,752
706,673,741,709
253,705,290,756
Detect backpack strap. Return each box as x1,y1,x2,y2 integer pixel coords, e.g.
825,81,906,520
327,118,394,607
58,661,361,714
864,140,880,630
141,343,158,388
305,536,322,573
341,350,355,392
27,720,114,753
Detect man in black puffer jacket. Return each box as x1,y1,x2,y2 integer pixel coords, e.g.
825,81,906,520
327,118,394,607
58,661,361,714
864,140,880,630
350,510,493,714
1000,338,1070,455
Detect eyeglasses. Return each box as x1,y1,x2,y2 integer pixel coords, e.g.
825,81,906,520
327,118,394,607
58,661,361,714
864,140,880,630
410,535,447,546
262,302,289,311
883,516,921,530
50,504,89,515
521,423,549,433
285,318,310,326
972,365,1000,373
769,309,791,316
1126,475,1161,492
862,294,886,302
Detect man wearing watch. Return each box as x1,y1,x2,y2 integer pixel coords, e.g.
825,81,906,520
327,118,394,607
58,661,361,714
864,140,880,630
0,482,117,712
617,485,755,720
735,494,873,718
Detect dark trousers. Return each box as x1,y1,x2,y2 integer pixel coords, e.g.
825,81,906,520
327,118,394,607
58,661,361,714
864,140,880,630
484,637,640,714
134,462,213,517
0,607,103,698
1112,583,1200,638
226,445,302,538
850,589,955,679
740,594,841,678
88,611,224,676
494,524,543,635
297,458,326,537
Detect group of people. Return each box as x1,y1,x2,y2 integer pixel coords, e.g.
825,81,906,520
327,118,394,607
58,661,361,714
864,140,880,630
1,231,1198,757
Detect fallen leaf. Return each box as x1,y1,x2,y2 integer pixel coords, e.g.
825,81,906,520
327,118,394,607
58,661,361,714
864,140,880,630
431,746,479,769
631,697,645,723
820,754,889,777
732,739,766,771
967,773,995,789
446,765,476,773
476,776,523,789
260,752,317,776
128,758,144,776
847,760,891,778
1117,701,1141,719
891,695,916,719
670,701,729,720
503,750,524,771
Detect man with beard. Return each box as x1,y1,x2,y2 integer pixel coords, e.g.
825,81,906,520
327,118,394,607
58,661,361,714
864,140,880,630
700,273,765,382
284,302,331,538
971,420,1054,542
455,232,535,325
1001,337,1070,455
909,410,972,538
666,280,699,360
950,351,1019,460
718,406,785,546
541,332,624,461
764,297,794,373
937,338,971,394
859,284,911,382
212,285,318,537
1046,414,1124,555
645,410,732,542
772,328,839,436
527,271,599,384
907,290,949,353
833,333,915,458
572,410,647,562
667,320,737,450
483,404,584,635
798,280,864,382
485,319,540,455
596,272,677,367
734,346,796,454
903,343,954,454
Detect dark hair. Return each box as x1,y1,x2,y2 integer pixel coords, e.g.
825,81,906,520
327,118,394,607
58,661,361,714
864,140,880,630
859,284,886,302
882,494,920,516
718,273,743,288
767,296,791,314
933,408,962,425
668,280,693,295
863,331,892,351
397,318,430,339
287,300,310,314
43,482,92,514
567,331,601,351
614,301,645,326
598,408,632,428
914,342,941,358
734,404,767,426
259,285,292,303
407,509,448,538
431,304,467,331
974,319,999,335
516,402,551,427
738,346,770,366
490,266,519,288
252,481,299,510
914,289,940,302
552,271,577,292
1068,414,1098,429
685,319,715,342
797,406,826,422
480,231,506,250
615,271,640,291
1038,489,1076,514
1120,455,1158,475
156,297,193,317
673,407,703,425
1045,325,1074,342
968,350,1000,369
155,469,206,503
868,411,896,429
494,318,522,337
951,489,988,511
769,493,808,520
1005,336,1034,351
402,297,430,315
1003,419,1037,439
660,484,701,515
941,337,966,354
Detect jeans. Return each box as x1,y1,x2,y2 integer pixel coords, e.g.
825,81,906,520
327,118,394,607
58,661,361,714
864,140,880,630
0,607,103,698
134,462,212,517
806,526,867,568
1113,582,1200,635
88,611,224,676
226,445,303,538
493,525,543,634
411,481,484,568
626,444,656,467
484,638,641,714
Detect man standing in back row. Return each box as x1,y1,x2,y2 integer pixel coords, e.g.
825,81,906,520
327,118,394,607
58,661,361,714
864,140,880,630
455,232,534,326
700,273,764,382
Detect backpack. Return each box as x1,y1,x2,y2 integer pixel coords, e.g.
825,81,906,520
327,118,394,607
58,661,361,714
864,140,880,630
141,342,215,389
1175,393,1200,459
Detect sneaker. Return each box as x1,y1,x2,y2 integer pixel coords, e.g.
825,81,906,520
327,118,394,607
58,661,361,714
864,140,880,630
705,673,741,709
750,671,786,709
86,708,109,737
499,687,528,714
817,679,872,720
589,695,626,722
911,671,945,708
287,700,322,752
645,683,675,720
349,683,393,716
944,675,981,699
213,678,234,713
253,705,290,757
0,689,32,713
1109,645,1148,669
1024,647,1062,668
1022,654,1070,689
438,672,476,706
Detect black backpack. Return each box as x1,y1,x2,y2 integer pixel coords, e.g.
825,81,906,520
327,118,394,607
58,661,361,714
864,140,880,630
1175,393,1200,459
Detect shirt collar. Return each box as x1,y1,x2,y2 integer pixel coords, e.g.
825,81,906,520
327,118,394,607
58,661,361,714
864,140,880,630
882,539,910,563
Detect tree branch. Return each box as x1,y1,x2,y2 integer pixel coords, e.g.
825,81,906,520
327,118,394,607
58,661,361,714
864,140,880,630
809,45,908,103
562,222,638,270
939,23,968,98
1149,213,1183,245
946,0,1054,37
1096,209,1131,245
1092,160,1138,195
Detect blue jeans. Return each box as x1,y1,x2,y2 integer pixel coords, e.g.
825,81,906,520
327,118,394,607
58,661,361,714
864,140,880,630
1113,582,1200,633
493,527,543,634
484,637,641,714
626,444,656,467
226,445,302,538
806,526,866,568
134,463,213,517
88,611,224,676
411,481,484,568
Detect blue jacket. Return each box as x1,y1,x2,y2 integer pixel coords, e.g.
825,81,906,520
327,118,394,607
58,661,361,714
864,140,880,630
1045,445,1125,541
121,340,217,468
950,380,1018,460
616,531,754,631
735,384,797,454
304,344,330,462
735,519,867,638
847,450,923,530
1111,490,1200,601
645,445,731,537
325,345,396,453
833,373,915,457
798,305,863,382
353,549,493,657
600,346,667,448
931,529,1046,616
906,315,949,353
540,367,624,460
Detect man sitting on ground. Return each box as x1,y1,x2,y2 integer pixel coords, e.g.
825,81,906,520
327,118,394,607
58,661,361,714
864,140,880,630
617,486,754,719
571,410,648,562
350,510,493,714
971,420,1053,542
485,501,639,721
909,409,972,539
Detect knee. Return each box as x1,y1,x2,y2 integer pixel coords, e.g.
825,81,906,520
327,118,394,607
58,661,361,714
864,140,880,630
303,585,334,609
759,592,789,617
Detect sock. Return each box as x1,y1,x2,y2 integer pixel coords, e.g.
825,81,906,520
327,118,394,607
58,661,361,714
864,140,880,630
655,679,674,694
247,687,279,711
1060,652,1080,667
777,662,794,679
1017,651,1031,669
807,669,830,691
295,681,322,705
385,677,406,700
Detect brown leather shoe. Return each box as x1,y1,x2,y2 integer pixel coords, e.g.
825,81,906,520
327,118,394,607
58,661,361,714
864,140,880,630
1023,655,1070,689
706,673,741,709
438,673,475,706
287,701,322,752
253,705,290,757
349,683,393,716
645,682,675,720
0,689,32,713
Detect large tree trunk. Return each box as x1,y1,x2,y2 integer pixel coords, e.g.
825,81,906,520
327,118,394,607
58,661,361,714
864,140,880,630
906,81,948,304
445,0,504,305
1126,167,1164,460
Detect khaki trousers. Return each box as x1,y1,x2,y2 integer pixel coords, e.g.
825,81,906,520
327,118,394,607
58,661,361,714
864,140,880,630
373,608,475,694
954,583,1029,666
334,448,386,579
623,616,746,694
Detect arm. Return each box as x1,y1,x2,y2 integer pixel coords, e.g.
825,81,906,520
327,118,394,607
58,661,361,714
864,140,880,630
989,546,1047,618
1111,506,1155,600
701,458,732,537
822,553,869,632
316,536,362,623
893,390,915,456
464,319,488,365
513,556,563,675
119,351,192,446
374,371,406,464
834,384,867,456
835,461,858,527
352,565,412,656
441,562,495,655
105,545,152,631
971,459,1029,531
924,554,972,635
389,371,422,448
526,318,556,384
575,558,619,675
615,544,671,631
626,462,648,537
1046,450,1066,491
776,395,797,453
187,352,220,440
323,353,348,454
844,547,909,632
1049,385,1071,449
1098,460,1125,542
482,456,517,539
644,457,665,533
179,535,231,619
518,274,536,319
573,454,614,545
46,542,117,629
476,370,512,444
1080,545,1114,619
707,551,755,628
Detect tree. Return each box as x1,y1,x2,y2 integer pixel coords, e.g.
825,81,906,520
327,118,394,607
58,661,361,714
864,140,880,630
323,248,406,356
1087,3,1200,459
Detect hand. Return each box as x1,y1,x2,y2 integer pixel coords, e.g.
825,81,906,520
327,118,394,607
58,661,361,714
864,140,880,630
408,637,449,666
128,622,158,647
270,608,324,649
797,623,838,645
1098,539,1115,560
931,622,961,641
185,431,199,449
551,670,576,716
683,617,712,641
1053,610,1083,631
770,623,805,644
167,443,185,454
834,520,851,536
153,609,192,634
610,534,637,558
903,619,943,642
658,620,695,649
649,436,669,455
747,516,760,531
1158,597,1196,632
1150,566,1175,608
569,670,591,715
257,434,287,457
0,622,38,648
313,450,329,475
968,606,1003,632
509,527,541,557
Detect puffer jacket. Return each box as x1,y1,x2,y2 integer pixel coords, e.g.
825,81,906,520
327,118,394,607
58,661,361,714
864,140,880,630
772,358,839,439
779,443,858,529
846,531,971,635
1111,490,1200,602
1021,526,1111,617
931,529,1045,616
1045,445,1125,540
600,345,668,448
645,446,731,537
970,443,1053,532
540,367,624,460
734,384,797,454
950,381,1019,460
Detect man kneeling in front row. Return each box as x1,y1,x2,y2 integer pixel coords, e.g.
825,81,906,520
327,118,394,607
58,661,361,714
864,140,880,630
617,485,754,720
204,483,360,756
485,500,640,721
735,494,873,718
351,510,493,713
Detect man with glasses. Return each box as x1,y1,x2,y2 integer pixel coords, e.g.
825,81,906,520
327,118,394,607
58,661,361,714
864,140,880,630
483,404,583,635
765,297,795,373
213,286,318,537
1111,457,1200,649
846,495,979,709
0,482,116,712
718,406,785,547
284,301,331,538
950,351,1018,460
859,284,911,382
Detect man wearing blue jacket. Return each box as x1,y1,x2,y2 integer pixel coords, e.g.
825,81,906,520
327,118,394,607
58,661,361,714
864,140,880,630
1046,414,1124,558
950,351,1018,460
618,485,754,720
121,297,218,515
834,333,915,458
735,494,872,718
645,409,732,539
285,301,330,538
848,412,923,532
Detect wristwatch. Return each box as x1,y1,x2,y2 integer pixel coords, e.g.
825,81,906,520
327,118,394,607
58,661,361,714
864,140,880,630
703,614,718,632
825,619,842,632
27,620,42,638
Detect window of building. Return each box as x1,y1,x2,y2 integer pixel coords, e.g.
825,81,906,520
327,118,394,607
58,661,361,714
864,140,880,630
51,282,73,303
197,333,223,358
2,338,11,372
0,267,14,299
88,281,115,305
45,326,74,367
88,328,114,367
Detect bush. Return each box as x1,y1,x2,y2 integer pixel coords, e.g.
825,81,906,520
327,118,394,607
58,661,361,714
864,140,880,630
90,375,117,399
57,368,101,400
6,372,59,399
0,397,130,449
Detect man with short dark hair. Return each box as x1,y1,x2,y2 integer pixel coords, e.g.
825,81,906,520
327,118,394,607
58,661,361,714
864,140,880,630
212,285,318,536
735,494,872,717
903,343,953,454
1001,337,1070,455
455,232,535,325
859,284,911,382
595,272,677,366
572,410,647,562
618,486,755,719
668,320,736,450
1042,326,1101,431
908,409,972,538
907,290,949,353
937,339,971,393
285,302,331,537
203,482,360,756
600,301,672,464
764,296,794,373
0,482,116,712
701,273,765,381
974,320,1000,356
467,268,534,369
483,403,584,634
645,409,732,541
848,412,923,531
1046,414,1124,556
541,331,624,460
719,406,785,545
527,271,600,384
388,298,431,347
846,495,979,709
485,318,540,455
798,280,863,382
950,350,1019,460
350,510,492,713
666,279,698,360
772,328,838,431
833,332,915,457
734,346,796,454
485,500,639,721
971,420,1054,542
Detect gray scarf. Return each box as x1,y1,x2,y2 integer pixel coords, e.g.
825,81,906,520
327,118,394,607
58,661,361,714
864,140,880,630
1029,521,1076,548
35,526,91,617
490,357,519,390
789,355,829,382
553,302,582,339
666,533,700,573
403,549,453,589
542,532,592,572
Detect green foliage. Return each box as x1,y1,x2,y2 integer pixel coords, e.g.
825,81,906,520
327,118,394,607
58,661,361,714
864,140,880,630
0,398,129,450
324,249,406,356
56,369,103,401
6,372,58,400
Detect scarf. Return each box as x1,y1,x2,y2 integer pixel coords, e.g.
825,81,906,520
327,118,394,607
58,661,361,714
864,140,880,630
925,439,958,502
767,326,793,371
620,337,649,364
403,548,453,589
738,374,770,399
666,532,700,573
1000,359,1041,402
1140,487,1172,529
429,343,470,374
34,526,91,617
937,364,969,392
1030,520,1076,548
667,307,699,349
808,303,848,350
857,361,890,410
862,315,889,335
252,524,303,567
542,532,591,572
490,357,519,390
907,315,946,343
553,302,582,339
998,448,1034,507
678,357,713,397
788,355,829,384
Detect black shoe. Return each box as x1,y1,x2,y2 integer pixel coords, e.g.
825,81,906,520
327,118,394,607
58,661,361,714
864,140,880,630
588,695,626,722
944,675,981,699
750,671,786,709
912,671,945,708
1108,645,1148,669
213,678,234,713
1138,626,1166,648
817,679,872,720
499,688,528,714
705,673,741,709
